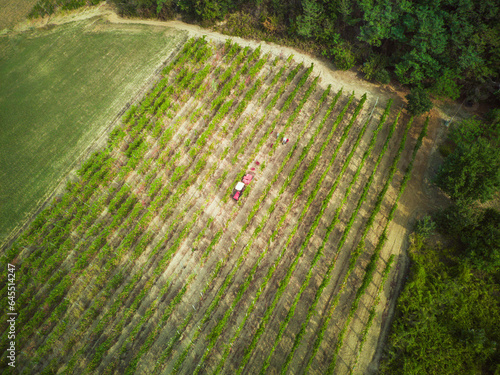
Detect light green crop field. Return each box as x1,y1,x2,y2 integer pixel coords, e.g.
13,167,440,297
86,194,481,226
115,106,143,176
0,18,187,243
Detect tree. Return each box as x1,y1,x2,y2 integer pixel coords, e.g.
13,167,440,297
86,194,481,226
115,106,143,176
380,233,500,374
296,0,323,38
461,208,500,272
375,69,390,84
331,43,355,70
436,119,500,203
415,215,436,239
405,87,433,116
484,108,500,143
430,69,461,100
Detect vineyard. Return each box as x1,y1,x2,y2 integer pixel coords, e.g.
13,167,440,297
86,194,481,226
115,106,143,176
0,37,427,374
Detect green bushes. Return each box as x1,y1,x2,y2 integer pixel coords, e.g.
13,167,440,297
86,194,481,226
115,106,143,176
332,44,356,70
28,0,100,18
361,54,388,81
375,69,391,84
406,87,433,116
435,118,500,203
379,234,500,374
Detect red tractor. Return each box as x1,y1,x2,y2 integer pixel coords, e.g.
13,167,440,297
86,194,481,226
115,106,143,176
232,174,253,201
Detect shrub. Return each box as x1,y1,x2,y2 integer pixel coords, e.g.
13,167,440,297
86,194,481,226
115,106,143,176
430,69,461,100
461,208,500,272
361,54,387,81
415,215,436,238
438,139,455,157
484,108,500,142
436,120,500,203
223,12,256,38
406,87,433,116
375,69,390,84
332,44,356,70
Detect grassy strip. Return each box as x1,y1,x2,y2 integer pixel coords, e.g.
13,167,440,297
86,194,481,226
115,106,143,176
278,109,403,374
165,79,331,375
5,37,217,372
348,118,428,373
64,40,266,374
227,62,303,169
78,207,204,373
349,255,394,374
10,161,118,344
111,274,196,375
189,86,338,374
25,40,243,370
9,40,210,310
74,61,258,372
189,45,264,157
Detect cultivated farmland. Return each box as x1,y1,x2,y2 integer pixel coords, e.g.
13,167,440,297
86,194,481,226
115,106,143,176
0,37,427,374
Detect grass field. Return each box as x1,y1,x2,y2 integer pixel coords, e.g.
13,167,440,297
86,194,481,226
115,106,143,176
0,18,187,243
0,37,427,374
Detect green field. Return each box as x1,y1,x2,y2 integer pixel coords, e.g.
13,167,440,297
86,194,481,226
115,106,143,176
0,18,187,243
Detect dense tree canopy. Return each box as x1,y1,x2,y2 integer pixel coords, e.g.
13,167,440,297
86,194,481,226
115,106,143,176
461,208,500,272
436,118,500,203
380,235,500,374
118,0,499,99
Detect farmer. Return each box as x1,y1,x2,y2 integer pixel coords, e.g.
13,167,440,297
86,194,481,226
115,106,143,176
282,137,289,145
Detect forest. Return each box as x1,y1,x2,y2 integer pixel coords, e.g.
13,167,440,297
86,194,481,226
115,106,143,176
97,0,500,105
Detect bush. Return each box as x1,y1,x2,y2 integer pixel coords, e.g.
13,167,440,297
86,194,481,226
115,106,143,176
375,69,390,84
381,234,500,374
484,108,500,142
361,54,387,81
436,119,500,203
406,87,433,116
461,208,500,272
435,204,477,235
430,69,461,100
28,0,55,18
332,44,356,71
415,215,436,238
438,139,455,157
223,11,256,38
